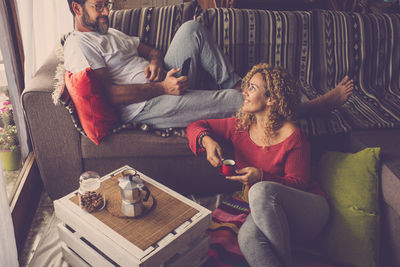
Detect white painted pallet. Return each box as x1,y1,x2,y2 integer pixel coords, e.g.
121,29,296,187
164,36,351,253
59,223,209,267
58,223,117,266
164,234,209,267
54,165,212,267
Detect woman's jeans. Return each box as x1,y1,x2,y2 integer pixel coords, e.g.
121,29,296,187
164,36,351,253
131,20,243,129
238,182,329,267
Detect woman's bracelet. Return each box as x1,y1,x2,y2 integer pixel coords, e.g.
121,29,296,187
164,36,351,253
198,132,209,149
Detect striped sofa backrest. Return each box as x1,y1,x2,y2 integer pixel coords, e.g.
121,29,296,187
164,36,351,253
197,8,313,84
109,4,194,54
313,10,400,94
313,10,400,130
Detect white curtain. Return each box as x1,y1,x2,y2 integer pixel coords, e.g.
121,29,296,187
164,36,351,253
0,167,18,267
16,0,73,84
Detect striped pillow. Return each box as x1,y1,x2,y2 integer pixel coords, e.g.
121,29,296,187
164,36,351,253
311,10,400,131
197,8,313,84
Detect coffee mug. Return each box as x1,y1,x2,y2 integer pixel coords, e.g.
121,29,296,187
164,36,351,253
220,159,236,176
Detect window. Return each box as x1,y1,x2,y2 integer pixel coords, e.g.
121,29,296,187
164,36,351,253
0,48,22,201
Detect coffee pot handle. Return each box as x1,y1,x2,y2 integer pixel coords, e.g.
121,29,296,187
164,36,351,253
142,186,151,202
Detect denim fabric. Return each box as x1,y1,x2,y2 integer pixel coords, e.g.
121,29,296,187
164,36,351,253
132,89,242,128
131,21,243,128
164,21,241,90
238,182,329,267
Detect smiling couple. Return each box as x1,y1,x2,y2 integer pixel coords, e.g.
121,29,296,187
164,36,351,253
65,1,353,265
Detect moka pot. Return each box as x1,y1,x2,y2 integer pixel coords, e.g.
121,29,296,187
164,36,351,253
118,170,151,217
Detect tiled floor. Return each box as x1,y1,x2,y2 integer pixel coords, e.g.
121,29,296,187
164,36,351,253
18,191,54,266
3,157,54,266
5,169,20,200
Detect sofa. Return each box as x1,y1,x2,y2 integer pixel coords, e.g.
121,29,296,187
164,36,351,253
22,2,400,266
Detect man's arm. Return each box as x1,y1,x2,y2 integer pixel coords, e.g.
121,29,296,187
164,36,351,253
93,68,188,105
137,42,165,82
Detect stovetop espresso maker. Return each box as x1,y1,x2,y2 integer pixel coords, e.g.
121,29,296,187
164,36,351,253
118,169,151,218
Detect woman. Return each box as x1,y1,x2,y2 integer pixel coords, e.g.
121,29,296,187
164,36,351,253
187,63,329,267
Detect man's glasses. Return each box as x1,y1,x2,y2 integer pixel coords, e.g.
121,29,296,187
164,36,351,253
87,1,113,12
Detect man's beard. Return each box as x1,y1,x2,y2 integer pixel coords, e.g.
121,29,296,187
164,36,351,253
82,8,109,34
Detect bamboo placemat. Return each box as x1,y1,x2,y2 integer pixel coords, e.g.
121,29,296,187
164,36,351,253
70,172,198,251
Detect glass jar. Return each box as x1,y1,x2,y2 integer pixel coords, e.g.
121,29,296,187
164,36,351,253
78,171,105,212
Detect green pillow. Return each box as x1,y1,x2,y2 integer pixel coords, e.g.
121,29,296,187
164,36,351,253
317,147,381,267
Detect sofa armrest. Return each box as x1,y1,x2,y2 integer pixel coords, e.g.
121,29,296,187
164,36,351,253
22,51,83,200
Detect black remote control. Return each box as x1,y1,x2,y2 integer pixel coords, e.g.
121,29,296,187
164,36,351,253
180,57,191,77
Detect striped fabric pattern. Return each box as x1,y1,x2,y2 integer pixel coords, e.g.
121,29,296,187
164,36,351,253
299,82,354,136
197,8,313,84
203,196,250,267
109,5,188,54
305,10,400,135
198,8,400,136
107,8,400,137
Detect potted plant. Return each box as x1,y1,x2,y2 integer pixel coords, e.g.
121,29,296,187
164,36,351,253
0,100,20,171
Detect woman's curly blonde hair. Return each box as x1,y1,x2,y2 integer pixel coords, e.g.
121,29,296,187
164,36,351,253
236,63,301,140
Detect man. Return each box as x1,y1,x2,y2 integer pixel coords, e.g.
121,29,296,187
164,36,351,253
65,0,354,129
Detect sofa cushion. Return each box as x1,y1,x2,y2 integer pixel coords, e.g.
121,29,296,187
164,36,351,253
317,147,381,267
198,8,313,85
81,130,193,158
310,10,400,131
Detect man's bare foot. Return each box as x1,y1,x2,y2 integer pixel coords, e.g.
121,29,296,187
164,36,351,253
322,75,354,108
303,76,354,115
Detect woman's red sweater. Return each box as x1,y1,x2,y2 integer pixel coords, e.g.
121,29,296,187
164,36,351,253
187,117,327,198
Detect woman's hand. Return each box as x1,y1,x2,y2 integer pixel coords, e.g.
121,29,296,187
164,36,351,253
226,167,261,184
202,135,224,167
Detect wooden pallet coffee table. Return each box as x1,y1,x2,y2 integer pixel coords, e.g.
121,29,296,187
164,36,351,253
54,165,211,267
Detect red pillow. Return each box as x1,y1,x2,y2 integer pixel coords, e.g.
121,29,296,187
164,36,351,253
64,68,118,145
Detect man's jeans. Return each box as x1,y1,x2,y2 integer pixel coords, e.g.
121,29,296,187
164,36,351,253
131,21,243,129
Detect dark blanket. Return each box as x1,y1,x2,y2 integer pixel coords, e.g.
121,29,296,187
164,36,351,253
201,9,400,137
300,11,400,136
60,8,400,140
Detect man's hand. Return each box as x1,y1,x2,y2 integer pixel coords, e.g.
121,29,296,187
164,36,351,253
161,69,188,95
138,42,165,82
202,135,224,167
226,167,261,184
144,61,165,82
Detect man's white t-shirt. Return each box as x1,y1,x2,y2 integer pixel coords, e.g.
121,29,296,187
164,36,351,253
64,28,149,122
